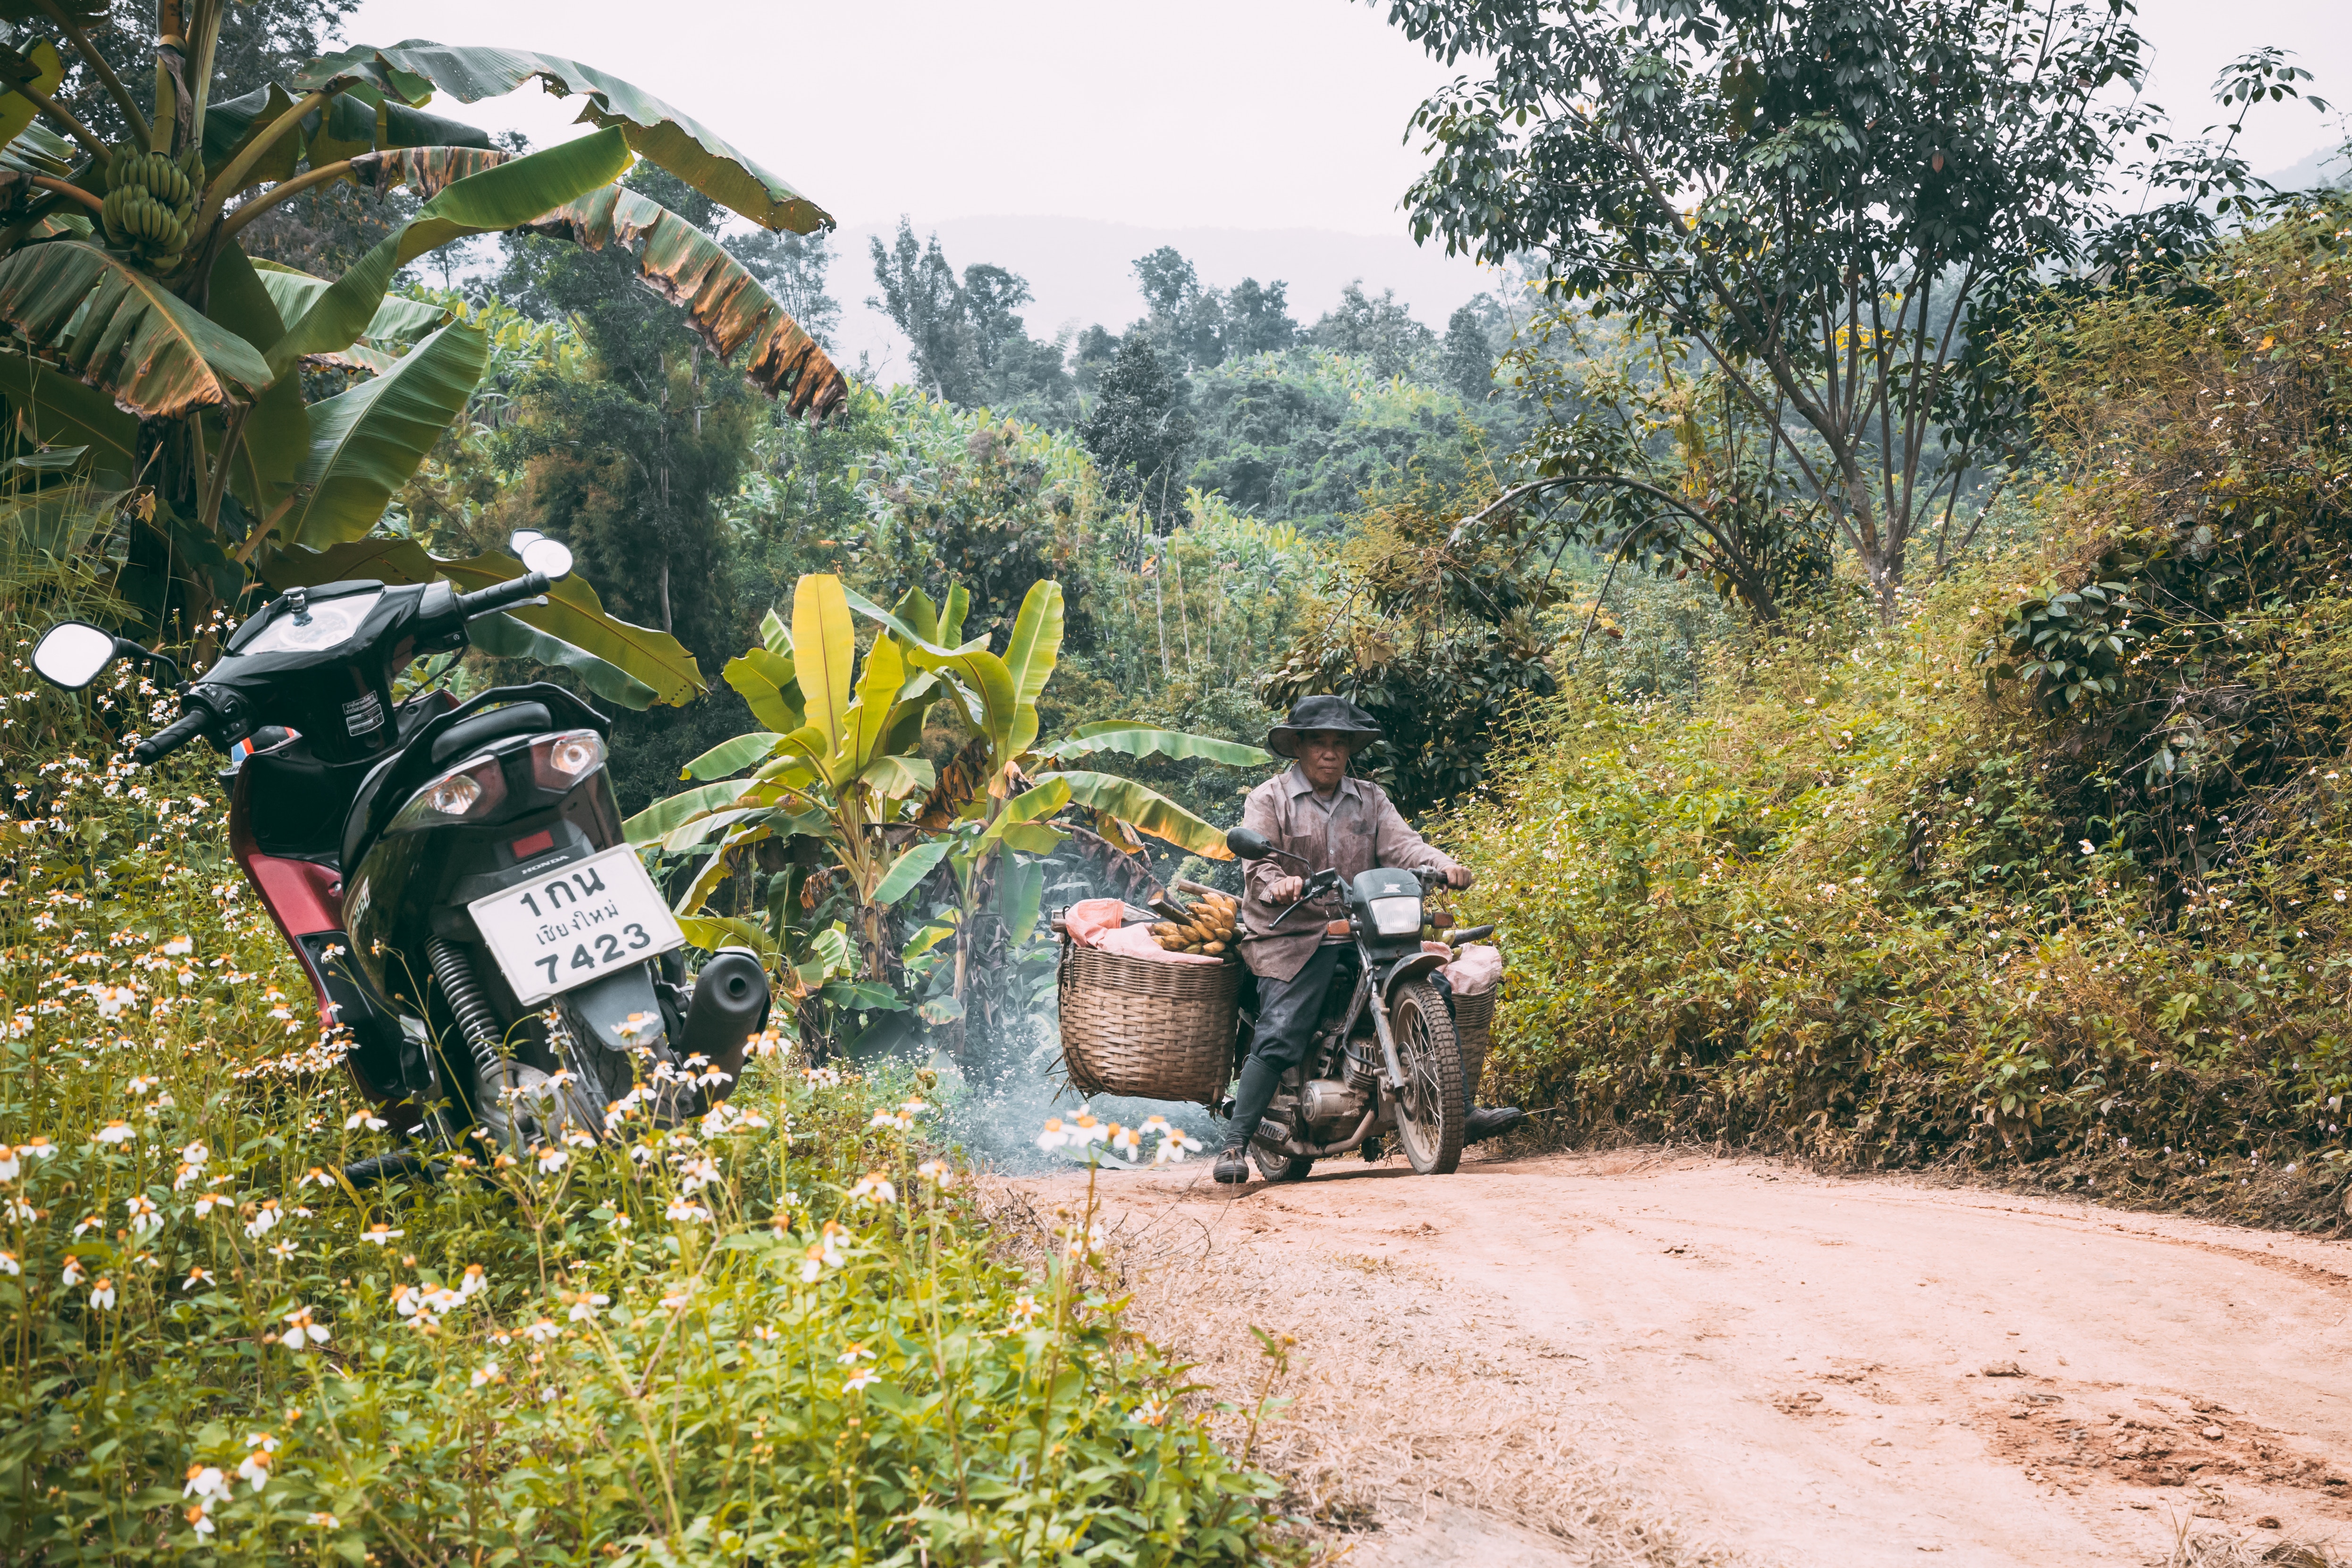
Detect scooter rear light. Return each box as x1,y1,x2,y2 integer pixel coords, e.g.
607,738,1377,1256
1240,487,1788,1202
530,728,605,790
387,758,506,834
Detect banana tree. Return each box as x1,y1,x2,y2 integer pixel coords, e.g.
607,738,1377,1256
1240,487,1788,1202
627,571,1271,1053
628,572,944,984
0,7,845,705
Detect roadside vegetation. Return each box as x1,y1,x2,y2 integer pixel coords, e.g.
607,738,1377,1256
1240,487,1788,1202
0,558,1274,1562
1446,207,2352,1226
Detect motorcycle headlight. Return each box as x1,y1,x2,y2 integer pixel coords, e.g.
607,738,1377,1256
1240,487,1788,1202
1366,895,1423,936
530,728,605,791
387,757,506,834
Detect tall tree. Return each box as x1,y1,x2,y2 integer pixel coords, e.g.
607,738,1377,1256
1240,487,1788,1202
867,219,1070,412
726,227,839,350
1076,335,1193,532
867,219,973,400
1438,299,1498,400
1311,282,1435,378
1386,0,2326,617
1222,276,1299,356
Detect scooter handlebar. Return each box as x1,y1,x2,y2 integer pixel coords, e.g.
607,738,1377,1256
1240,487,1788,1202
452,571,552,621
131,706,212,764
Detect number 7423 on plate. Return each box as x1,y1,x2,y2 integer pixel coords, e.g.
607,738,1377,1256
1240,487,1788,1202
467,845,686,1006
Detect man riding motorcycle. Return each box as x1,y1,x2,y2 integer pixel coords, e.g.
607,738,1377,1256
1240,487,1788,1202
1215,695,1526,1185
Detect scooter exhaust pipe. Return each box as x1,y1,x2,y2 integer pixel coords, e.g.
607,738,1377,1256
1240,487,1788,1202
675,948,771,1094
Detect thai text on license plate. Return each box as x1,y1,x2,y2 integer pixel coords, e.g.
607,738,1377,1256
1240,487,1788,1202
467,845,684,1005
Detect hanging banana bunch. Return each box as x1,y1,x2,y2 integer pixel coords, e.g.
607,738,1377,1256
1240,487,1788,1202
98,144,202,272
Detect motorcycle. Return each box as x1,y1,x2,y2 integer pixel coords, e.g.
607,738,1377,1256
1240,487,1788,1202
1223,826,1497,1180
30,534,772,1180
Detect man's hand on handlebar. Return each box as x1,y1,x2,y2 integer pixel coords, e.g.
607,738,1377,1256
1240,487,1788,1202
1268,874,1306,904
1443,865,1475,891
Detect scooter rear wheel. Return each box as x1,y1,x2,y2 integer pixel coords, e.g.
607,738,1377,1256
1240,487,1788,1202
1389,976,1465,1175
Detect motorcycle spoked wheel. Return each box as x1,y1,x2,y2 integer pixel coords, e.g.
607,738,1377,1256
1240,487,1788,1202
1388,976,1465,1175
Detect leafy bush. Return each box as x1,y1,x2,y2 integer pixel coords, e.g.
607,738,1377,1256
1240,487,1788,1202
1441,209,2352,1211
0,569,1275,1564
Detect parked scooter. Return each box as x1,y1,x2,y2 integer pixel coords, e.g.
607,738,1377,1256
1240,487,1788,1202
31,535,772,1181
1223,826,1498,1178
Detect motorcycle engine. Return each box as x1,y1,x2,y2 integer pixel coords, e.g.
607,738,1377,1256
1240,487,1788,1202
1300,1078,1367,1137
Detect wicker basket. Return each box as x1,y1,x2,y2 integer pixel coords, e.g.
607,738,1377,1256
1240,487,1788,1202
1057,941,1241,1104
1450,986,1498,1099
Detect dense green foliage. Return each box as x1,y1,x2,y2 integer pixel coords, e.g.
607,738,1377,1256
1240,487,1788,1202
1445,213,2352,1211
0,563,1274,1564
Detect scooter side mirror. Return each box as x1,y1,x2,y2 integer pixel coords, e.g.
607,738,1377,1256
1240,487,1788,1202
516,535,573,582
1226,826,1272,860
32,619,128,691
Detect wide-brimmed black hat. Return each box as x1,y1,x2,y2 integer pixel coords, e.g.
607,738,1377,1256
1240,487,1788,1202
1267,695,1383,759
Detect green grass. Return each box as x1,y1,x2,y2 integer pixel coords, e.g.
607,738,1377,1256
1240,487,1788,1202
0,567,1276,1566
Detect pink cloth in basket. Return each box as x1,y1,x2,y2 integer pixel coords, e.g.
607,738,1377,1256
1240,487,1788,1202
1065,898,1223,965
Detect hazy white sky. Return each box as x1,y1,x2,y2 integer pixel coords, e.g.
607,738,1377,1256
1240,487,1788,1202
342,0,2347,237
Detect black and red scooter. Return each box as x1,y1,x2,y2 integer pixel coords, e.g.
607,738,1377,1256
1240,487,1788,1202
32,535,770,1178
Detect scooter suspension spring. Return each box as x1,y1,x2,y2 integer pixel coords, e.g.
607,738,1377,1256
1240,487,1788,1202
426,936,509,1089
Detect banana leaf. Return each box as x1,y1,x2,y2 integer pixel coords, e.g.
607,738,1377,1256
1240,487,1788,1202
998,859,1046,945
295,42,832,234
0,243,275,418
1038,720,1273,767
0,120,74,179
681,733,783,782
260,537,705,707
204,83,493,180
465,607,658,709
265,128,632,379
792,573,856,756
976,778,1071,858
674,820,767,915
722,647,801,734
0,348,137,472
872,840,952,908
200,245,310,515
250,260,455,352
848,633,904,774
1054,769,1234,859
1000,581,1063,755
858,754,934,799
623,779,759,847
278,318,485,548
0,39,60,152
520,185,845,418
677,914,778,966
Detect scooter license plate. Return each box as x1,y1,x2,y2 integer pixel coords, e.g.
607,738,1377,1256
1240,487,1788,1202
467,845,686,1006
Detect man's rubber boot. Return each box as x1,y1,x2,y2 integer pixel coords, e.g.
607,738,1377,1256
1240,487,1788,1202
1465,1105,1526,1145
1213,1144,1252,1185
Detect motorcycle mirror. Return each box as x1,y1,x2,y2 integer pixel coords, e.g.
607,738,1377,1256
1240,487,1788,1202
517,536,573,581
32,619,126,691
1226,826,1272,860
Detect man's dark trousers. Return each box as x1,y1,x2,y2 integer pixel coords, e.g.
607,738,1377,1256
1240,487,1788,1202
1223,945,1346,1150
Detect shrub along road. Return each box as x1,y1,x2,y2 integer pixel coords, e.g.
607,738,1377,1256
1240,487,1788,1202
1076,1149,2352,1566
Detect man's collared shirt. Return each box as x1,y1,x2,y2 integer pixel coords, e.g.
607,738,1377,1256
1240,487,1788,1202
1233,763,1455,982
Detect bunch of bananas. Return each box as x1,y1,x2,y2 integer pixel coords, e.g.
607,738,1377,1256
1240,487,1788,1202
99,145,201,270
1150,880,1240,958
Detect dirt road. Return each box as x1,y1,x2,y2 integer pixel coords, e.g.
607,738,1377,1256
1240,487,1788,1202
1067,1147,2352,1567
